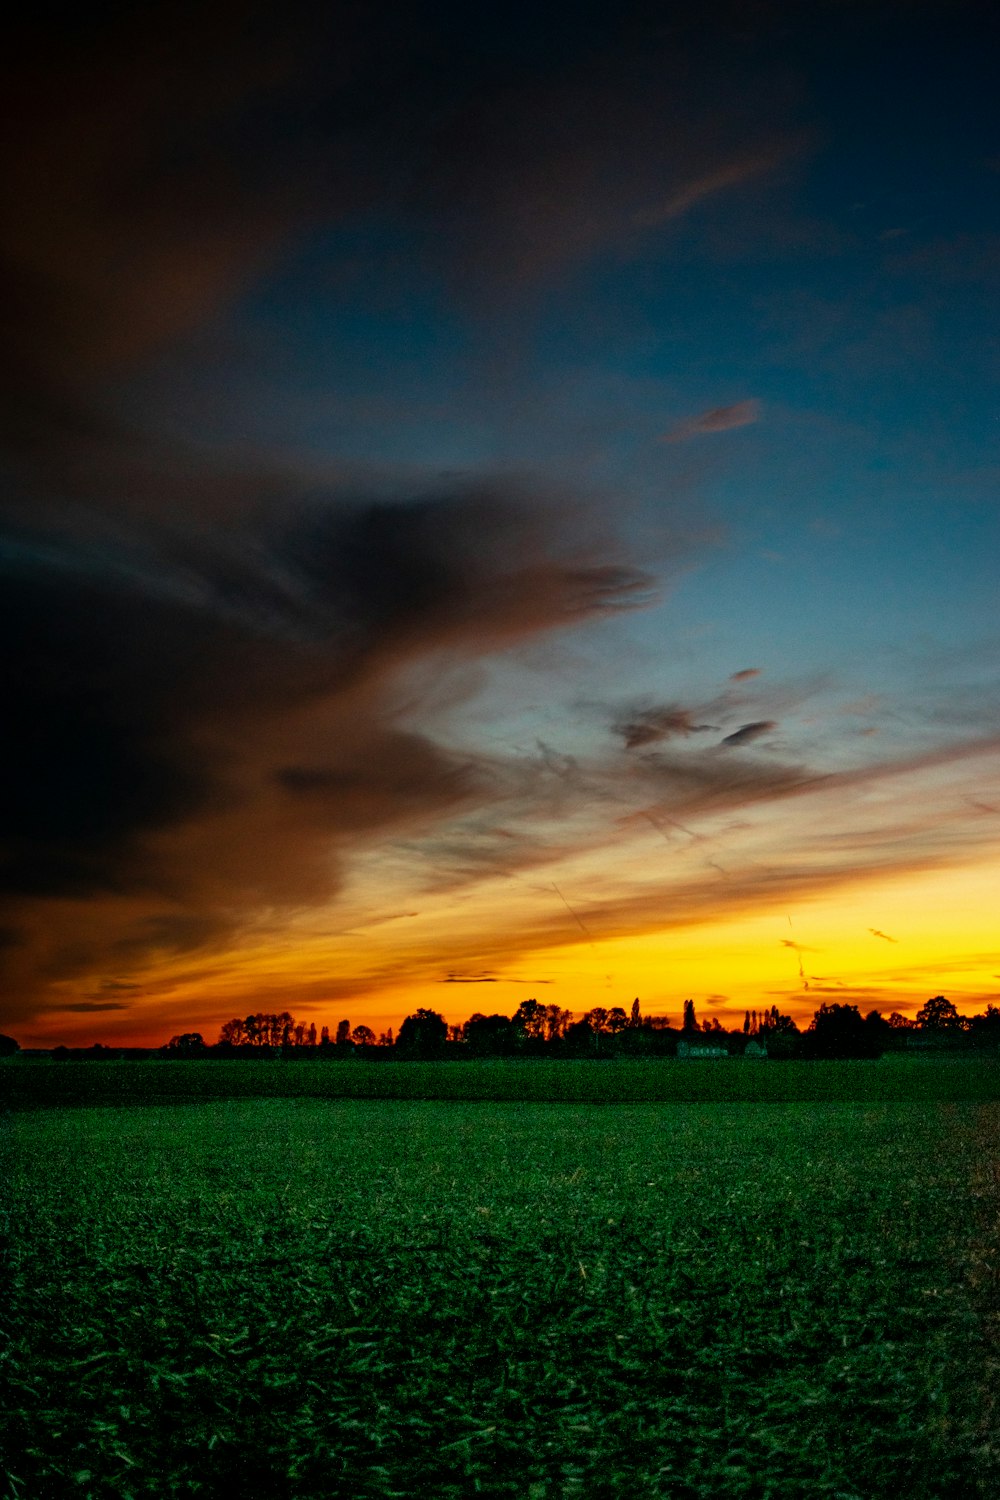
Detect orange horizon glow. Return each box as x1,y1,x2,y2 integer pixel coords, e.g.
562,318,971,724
16,853,1000,1049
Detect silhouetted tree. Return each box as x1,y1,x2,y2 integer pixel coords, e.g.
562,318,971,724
513,998,547,1041
564,1017,598,1055
915,995,963,1031
335,1019,351,1044
351,1024,376,1047
397,1008,447,1057
320,1025,330,1046
266,1013,290,1046
219,1012,298,1047
764,1017,800,1060
464,1013,517,1056
567,1005,624,1052
0,1033,20,1056
629,997,641,1028
682,998,697,1031
162,1032,206,1057
544,1004,573,1042
803,1002,883,1059
961,1005,1000,1050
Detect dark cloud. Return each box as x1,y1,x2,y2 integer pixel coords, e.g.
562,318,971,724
721,720,777,747
615,705,715,750
0,485,651,1008
110,914,231,960
275,732,481,833
60,1002,132,1013
0,1,805,472
609,676,814,759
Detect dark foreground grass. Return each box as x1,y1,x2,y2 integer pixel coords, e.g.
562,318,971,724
4,1053,1000,1112
4,1097,999,1498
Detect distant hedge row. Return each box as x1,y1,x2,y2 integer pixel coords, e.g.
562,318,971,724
4,1054,1000,1111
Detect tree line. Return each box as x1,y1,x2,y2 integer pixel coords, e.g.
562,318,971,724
7,990,994,1063
143,991,1000,1062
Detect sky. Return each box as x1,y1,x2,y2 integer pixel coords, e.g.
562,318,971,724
3,0,1000,1046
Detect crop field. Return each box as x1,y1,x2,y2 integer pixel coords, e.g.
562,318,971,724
4,1090,998,1498
5,1053,1000,1113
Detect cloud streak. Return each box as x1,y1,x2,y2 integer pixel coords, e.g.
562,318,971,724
661,400,762,443
721,720,777,747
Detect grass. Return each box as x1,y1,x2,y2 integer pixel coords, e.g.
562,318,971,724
4,1052,1000,1112
4,1092,998,1497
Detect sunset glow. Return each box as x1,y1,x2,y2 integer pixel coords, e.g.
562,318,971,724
4,1,999,1049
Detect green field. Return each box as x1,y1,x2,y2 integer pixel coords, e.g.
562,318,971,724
5,1053,1000,1111
4,1076,998,1497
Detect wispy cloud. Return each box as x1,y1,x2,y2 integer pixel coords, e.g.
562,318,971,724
661,400,761,444
721,720,777,747
60,1001,132,1013
331,732,1000,991
633,151,790,230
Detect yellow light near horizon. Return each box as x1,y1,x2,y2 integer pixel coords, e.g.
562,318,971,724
418,855,1000,1029
26,842,1000,1048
